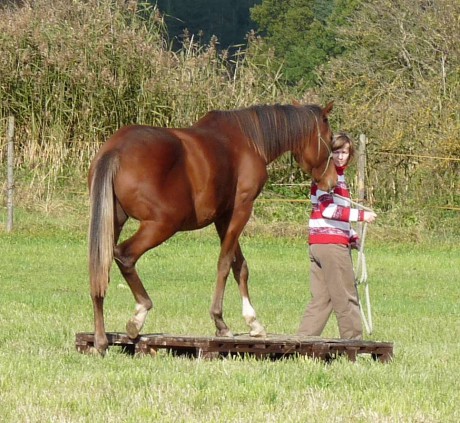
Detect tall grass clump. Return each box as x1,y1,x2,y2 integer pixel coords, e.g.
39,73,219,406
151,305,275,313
0,0,290,208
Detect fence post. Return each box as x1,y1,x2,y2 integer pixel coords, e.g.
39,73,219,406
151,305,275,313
357,134,367,205
6,116,14,232
357,134,367,235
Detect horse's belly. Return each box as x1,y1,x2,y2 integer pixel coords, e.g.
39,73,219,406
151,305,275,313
179,196,223,230
180,214,215,231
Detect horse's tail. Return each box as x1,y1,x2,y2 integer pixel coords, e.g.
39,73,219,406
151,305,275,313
88,150,120,298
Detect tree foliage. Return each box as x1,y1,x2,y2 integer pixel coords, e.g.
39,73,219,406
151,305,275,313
250,0,362,86
317,0,460,212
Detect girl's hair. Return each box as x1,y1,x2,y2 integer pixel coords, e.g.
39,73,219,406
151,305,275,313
332,132,355,164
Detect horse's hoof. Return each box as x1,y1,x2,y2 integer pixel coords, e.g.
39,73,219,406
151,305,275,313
249,328,266,337
126,319,140,339
88,346,107,357
216,329,233,337
249,320,266,337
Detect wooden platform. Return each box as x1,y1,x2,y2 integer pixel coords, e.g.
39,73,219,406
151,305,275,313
75,332,393,362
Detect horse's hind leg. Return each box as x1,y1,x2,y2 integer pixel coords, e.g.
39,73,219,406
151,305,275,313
114,220,174,339
232,243,266,337
92,296,108,354
89,203,128,355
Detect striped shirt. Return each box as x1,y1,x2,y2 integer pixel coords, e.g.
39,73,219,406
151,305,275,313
309,167,364,245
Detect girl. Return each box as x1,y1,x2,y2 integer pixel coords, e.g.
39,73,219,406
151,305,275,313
298,133,377,339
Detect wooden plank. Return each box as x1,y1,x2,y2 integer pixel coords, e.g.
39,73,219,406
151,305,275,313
75,332,393,362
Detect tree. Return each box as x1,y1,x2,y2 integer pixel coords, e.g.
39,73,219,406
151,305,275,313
250,0,362,86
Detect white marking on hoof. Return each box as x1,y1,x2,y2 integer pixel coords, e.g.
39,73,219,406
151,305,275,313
242,297,256,322
126,303,150,339
243,297,265,336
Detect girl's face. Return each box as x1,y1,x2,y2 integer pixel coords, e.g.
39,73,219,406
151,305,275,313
332,142,350,168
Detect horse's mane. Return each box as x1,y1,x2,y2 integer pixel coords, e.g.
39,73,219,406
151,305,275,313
223,104,322,161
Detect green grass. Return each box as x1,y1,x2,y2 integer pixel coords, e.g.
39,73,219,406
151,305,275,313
0,216,459,422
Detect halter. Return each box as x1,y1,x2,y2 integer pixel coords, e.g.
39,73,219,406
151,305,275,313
319,138,333,179
315,117,333,179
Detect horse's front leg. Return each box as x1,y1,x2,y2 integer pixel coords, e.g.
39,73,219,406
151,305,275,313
232,243,266,337
210,249,234,337
211,213,246,337
212,204,265,337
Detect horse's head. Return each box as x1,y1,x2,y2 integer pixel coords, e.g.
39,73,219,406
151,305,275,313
293,101,337,191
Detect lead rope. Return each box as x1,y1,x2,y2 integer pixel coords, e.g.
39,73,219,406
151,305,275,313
333,193,374,335
356,221,373,334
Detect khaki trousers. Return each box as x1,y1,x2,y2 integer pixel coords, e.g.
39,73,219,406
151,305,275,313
298,244,362,340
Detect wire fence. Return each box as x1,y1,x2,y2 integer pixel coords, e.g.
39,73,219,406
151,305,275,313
378,151,460,162
264,147,459,212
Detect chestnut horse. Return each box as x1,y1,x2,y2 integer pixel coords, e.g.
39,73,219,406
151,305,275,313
88,102,336,354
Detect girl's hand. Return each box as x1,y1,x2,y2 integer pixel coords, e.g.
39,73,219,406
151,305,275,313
363,211,377,223
350,237,360,250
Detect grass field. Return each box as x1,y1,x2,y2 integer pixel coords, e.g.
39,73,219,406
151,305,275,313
0,212,459,422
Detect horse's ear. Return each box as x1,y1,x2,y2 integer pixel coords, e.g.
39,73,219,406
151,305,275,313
292,99,301,106
323,101,334,116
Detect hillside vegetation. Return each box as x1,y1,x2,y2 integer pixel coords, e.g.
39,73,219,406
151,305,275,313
0,0,458,237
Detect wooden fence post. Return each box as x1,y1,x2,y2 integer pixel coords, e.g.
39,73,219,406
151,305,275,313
357,134,367,234
357,134,367,205
6,116,14,232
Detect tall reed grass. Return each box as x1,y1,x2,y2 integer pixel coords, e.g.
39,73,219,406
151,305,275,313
0,0,294,206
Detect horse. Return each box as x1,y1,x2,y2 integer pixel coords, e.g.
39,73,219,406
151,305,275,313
88,102,336,354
